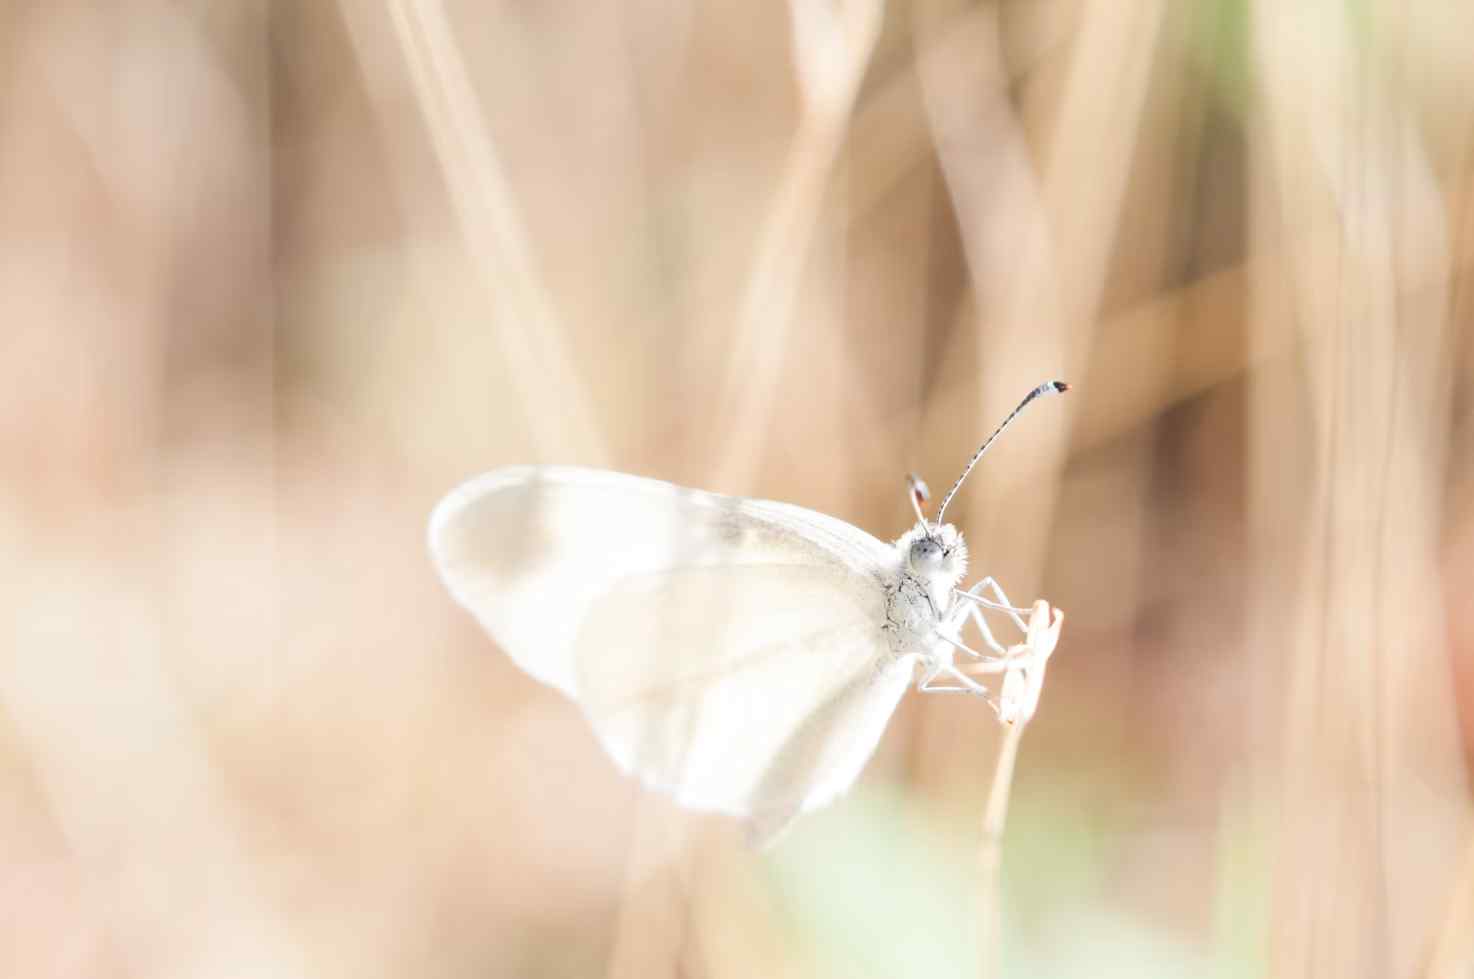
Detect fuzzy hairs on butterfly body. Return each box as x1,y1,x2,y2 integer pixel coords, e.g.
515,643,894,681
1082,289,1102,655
882,523,968,654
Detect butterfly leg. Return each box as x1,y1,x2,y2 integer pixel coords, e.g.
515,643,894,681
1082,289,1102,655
953,589,1028,617
946,597,1010,656
966,604,1013,656
958,577,1030,631
939,634,1025,672
918,660,992,696
954,578,1028,614
920,665,1007,712
938,623,999,659
982,578,1030,631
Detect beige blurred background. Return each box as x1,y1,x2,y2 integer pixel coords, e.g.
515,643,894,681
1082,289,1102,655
2,1,1472,977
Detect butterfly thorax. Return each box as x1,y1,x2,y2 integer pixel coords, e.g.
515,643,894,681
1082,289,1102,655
882,524,968,657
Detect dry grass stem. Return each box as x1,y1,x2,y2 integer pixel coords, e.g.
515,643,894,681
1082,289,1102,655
977,719,1024,979
384,0,605,461
1249,3,1472,977
710,0,884,489
1422,830,1474,979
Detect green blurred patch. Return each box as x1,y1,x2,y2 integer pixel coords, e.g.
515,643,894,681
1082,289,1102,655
1187,0,1381,115
766,784,975,979
1211,778,1271,979
763,772,1257,978
1187,0,1252,113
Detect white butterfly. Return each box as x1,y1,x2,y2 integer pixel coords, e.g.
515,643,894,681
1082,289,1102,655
429,381,1068,845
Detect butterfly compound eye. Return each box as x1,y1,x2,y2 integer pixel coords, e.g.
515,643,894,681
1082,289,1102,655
908,537,943,572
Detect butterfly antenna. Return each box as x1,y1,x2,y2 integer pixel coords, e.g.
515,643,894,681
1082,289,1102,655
906,473,930,527
935,380,1070,524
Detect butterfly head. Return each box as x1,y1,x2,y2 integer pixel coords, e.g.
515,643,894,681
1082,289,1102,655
898,523,968,588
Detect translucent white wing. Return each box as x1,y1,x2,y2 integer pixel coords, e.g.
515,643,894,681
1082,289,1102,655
428,465,911,841
576,562,914,841
428,466,896,693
